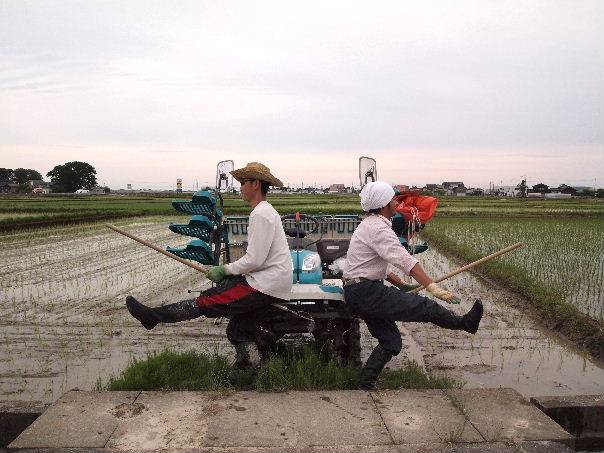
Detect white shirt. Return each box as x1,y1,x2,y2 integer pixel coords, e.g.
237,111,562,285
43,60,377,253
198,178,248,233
343,214,419,280
225,201,292,300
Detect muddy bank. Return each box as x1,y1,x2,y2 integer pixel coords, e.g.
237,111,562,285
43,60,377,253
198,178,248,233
0,218,603,404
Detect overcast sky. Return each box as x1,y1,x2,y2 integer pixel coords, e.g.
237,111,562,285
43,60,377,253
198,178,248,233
1,1,602,189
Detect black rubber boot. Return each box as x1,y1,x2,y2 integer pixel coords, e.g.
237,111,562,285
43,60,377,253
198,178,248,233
233,342,261,370
462,299,483,334
126,296,201,330
359,345,394,391
430,299,483,334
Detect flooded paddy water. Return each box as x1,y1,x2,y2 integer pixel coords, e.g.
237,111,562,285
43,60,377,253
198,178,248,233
0,217,603,404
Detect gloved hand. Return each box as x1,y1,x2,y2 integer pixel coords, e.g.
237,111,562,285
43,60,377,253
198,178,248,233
426,283,460,304
206,265,228,283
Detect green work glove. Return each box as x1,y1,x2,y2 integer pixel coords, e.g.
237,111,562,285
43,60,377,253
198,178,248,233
207,265,228,283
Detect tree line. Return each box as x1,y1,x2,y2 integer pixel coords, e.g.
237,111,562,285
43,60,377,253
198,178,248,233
0,161,98,193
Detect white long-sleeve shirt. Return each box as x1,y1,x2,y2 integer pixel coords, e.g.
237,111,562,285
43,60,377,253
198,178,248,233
225,201,292,300
343,214,419,280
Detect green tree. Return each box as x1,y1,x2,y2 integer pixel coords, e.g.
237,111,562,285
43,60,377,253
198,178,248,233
13,168,43,185
580,188,595,197
47,161,97,193
13,168,43,193
0,168,13,183
597,188,604,198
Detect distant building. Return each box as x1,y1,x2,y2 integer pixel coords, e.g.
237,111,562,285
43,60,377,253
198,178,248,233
466,188,484,196
393,184,410,193
423,184,443,195
328,184,346,193
0,182,19,194
442,181,466,195
492,186,517,197
29,180,52,194
545,193,572,199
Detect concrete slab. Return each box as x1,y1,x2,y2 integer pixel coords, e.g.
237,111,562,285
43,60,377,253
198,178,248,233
8,391,139,448
372,390,483,444
105,391,222,450
446,388,573,446
201,391,392,448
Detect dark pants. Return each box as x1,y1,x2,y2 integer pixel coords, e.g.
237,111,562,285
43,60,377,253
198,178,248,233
192,275,281,345
344,280,453,356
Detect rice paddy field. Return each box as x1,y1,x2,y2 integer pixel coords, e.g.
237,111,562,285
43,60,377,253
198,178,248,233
0,193,603,403
423,216,604,321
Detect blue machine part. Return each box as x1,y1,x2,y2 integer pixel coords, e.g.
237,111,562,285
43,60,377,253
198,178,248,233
319,284,344,294
291,250,323,284
169,215,216,241
167,239,214,265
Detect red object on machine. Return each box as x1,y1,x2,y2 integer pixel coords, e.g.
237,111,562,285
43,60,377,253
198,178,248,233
394,193,438,224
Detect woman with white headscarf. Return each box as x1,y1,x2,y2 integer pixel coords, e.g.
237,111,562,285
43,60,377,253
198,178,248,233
343,181,483,390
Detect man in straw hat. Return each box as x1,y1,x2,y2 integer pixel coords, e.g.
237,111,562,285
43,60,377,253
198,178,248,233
343,181,483,390
126,162,292,370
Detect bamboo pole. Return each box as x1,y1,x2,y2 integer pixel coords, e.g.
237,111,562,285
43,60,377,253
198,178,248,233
106,224,210,273
409,242,523,294
106,224,313,324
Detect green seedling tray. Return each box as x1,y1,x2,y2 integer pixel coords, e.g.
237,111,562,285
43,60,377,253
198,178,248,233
169,215,216,240
167,239,214,265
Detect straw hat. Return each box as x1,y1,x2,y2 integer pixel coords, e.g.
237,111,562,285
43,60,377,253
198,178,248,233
230,162,284,187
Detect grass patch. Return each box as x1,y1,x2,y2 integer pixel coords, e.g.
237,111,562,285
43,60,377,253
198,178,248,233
380,362,462,390
97,345,461,392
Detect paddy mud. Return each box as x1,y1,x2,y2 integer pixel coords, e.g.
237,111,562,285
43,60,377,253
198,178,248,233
1,218,603,404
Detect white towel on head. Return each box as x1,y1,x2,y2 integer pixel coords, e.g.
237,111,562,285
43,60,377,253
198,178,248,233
360,181,395,212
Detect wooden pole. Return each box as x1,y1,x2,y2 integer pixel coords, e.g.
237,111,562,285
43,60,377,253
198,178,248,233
106,224,209,273
409,242,523,294
106,223,315,324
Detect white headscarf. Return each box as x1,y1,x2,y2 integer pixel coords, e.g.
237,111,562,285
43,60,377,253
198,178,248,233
360,181,395,212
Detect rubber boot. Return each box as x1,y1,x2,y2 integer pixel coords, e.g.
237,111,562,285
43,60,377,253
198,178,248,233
462,299,483,334
126,296,201,330
233,342,261,370
430,299,483,334
359,345,394,391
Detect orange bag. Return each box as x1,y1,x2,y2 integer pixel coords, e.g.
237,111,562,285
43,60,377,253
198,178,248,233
394,193,438,224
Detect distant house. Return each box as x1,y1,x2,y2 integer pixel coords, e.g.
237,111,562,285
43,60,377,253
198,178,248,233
467,188,484,196
531,183,550,194
423,184,443,195
442,181,466,195
328,184,346,193
0,182,19,194
29,179,52,194
492,186,517,197
393,184,410,193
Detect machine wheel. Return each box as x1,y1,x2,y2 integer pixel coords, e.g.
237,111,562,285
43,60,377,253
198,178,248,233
313,318,362,367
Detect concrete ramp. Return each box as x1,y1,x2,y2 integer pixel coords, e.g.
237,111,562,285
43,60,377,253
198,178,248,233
9,388,573,452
